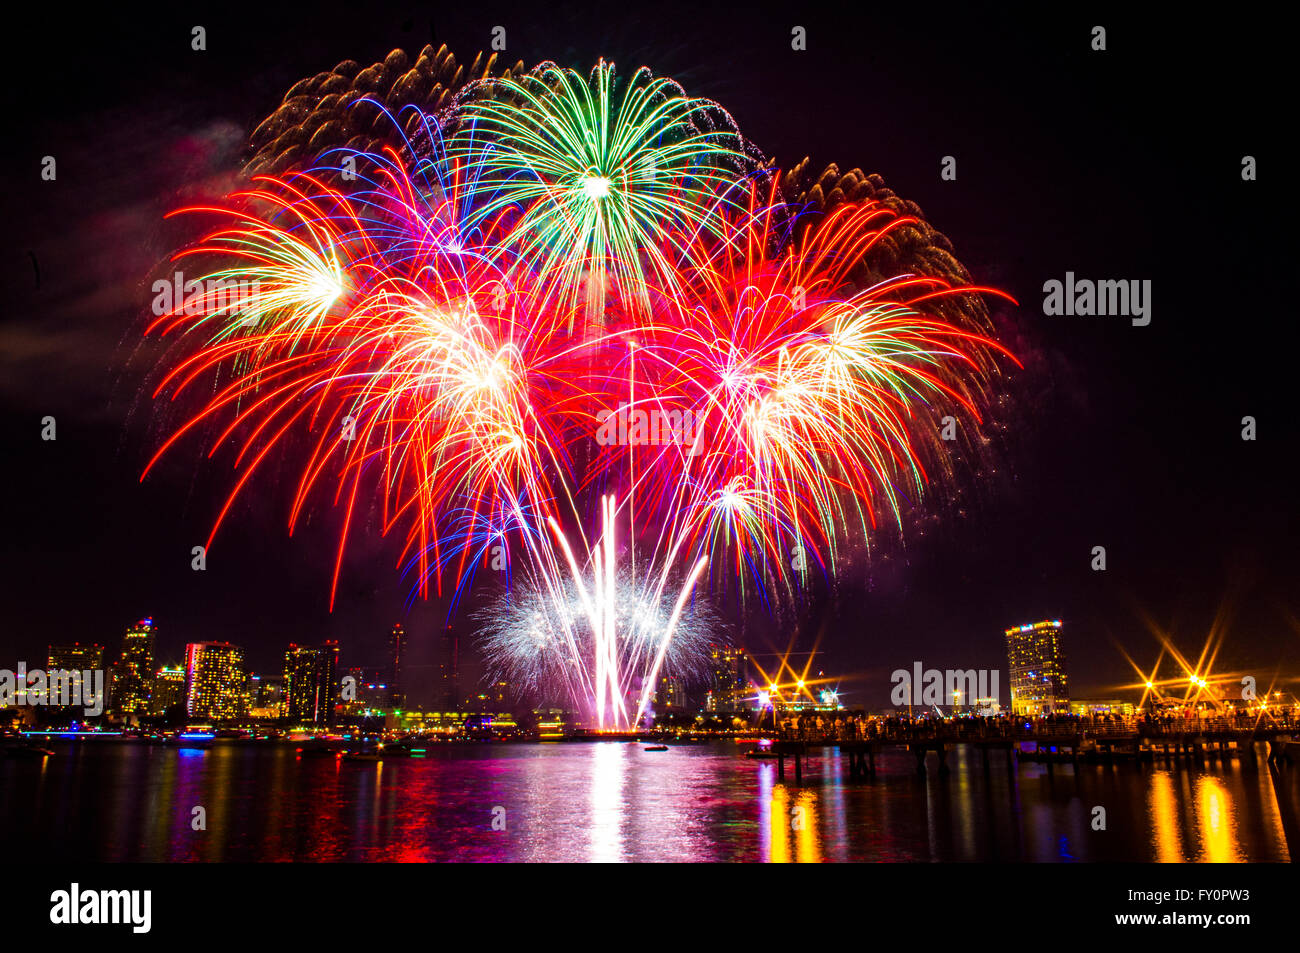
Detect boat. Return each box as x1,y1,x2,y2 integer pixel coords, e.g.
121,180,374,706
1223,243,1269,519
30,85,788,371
745,749,782,759
167,731,214,749
343,740,413,762
297,740,341,758
644,744,669,752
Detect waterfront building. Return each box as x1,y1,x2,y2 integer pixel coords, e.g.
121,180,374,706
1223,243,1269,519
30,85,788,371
111,619,157,715
42,643,106,716
654,674,684,710
704,643,748,713
184,642,247,721
47,643,105,672
389,623,408,708
248,673,286,719
1004,619,1069,715
283,643,336,726
338,667,389,716
439,626,460,710
153,666,185,714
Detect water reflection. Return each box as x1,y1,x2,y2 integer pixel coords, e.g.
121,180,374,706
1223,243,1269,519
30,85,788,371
1148,771,1184,862
0,740,1294,862
588,741,626,861
762,781,822,863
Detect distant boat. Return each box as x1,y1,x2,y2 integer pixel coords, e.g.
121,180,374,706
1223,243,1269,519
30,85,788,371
745,749,781,759
343,740,413,761
296,737,343,757
167,731,213,749
644,745,669,752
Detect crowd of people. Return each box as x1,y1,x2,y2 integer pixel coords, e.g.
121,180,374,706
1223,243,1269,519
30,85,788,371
771,705,1296,742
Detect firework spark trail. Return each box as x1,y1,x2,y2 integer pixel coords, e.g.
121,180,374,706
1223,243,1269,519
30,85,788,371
143,57,1017,727
478,494,711,728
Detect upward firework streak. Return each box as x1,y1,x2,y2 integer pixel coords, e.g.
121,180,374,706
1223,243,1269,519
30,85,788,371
142,52,1018,728
543,495,710,727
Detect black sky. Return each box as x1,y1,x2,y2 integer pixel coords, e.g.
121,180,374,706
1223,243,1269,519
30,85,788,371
1,3,1295,708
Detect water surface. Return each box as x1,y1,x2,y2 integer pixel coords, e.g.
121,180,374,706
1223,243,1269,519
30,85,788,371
3,740,1295,861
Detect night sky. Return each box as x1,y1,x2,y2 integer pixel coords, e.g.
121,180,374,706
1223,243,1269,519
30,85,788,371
2,4,1293,709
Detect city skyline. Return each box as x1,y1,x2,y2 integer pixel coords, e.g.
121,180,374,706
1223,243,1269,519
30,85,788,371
14,609,1295,722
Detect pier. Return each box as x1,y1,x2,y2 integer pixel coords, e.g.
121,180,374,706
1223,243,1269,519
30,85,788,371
762,719,1297,783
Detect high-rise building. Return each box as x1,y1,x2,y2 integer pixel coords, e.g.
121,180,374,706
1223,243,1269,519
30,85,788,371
705,643,748,713
153,666,185,714
248,673,286,719
1004,619,1069,716
340,667,388,714
322,640,339,709
184,642,247,721
283,644,336,726
47,643,105,672
388,624,408,708
112,619,157,715
44,643,106,715
654,674,684,710
439,626,459,710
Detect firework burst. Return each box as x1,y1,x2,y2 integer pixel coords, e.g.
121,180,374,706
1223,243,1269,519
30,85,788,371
142,53,1017,727
450,59,753,324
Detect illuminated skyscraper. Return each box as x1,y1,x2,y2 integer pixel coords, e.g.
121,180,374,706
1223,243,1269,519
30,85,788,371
322,640,339,708
153,666,185,714
248,673,285,719
439,626,459,710
184,642,247,721
44,643,106,715
1004,619,1069,716
283,643,336,726
654,674,683,710
47,643,105,672
705,643,748,713
339,667,389,714
389,623,408,708
112,619,157,715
